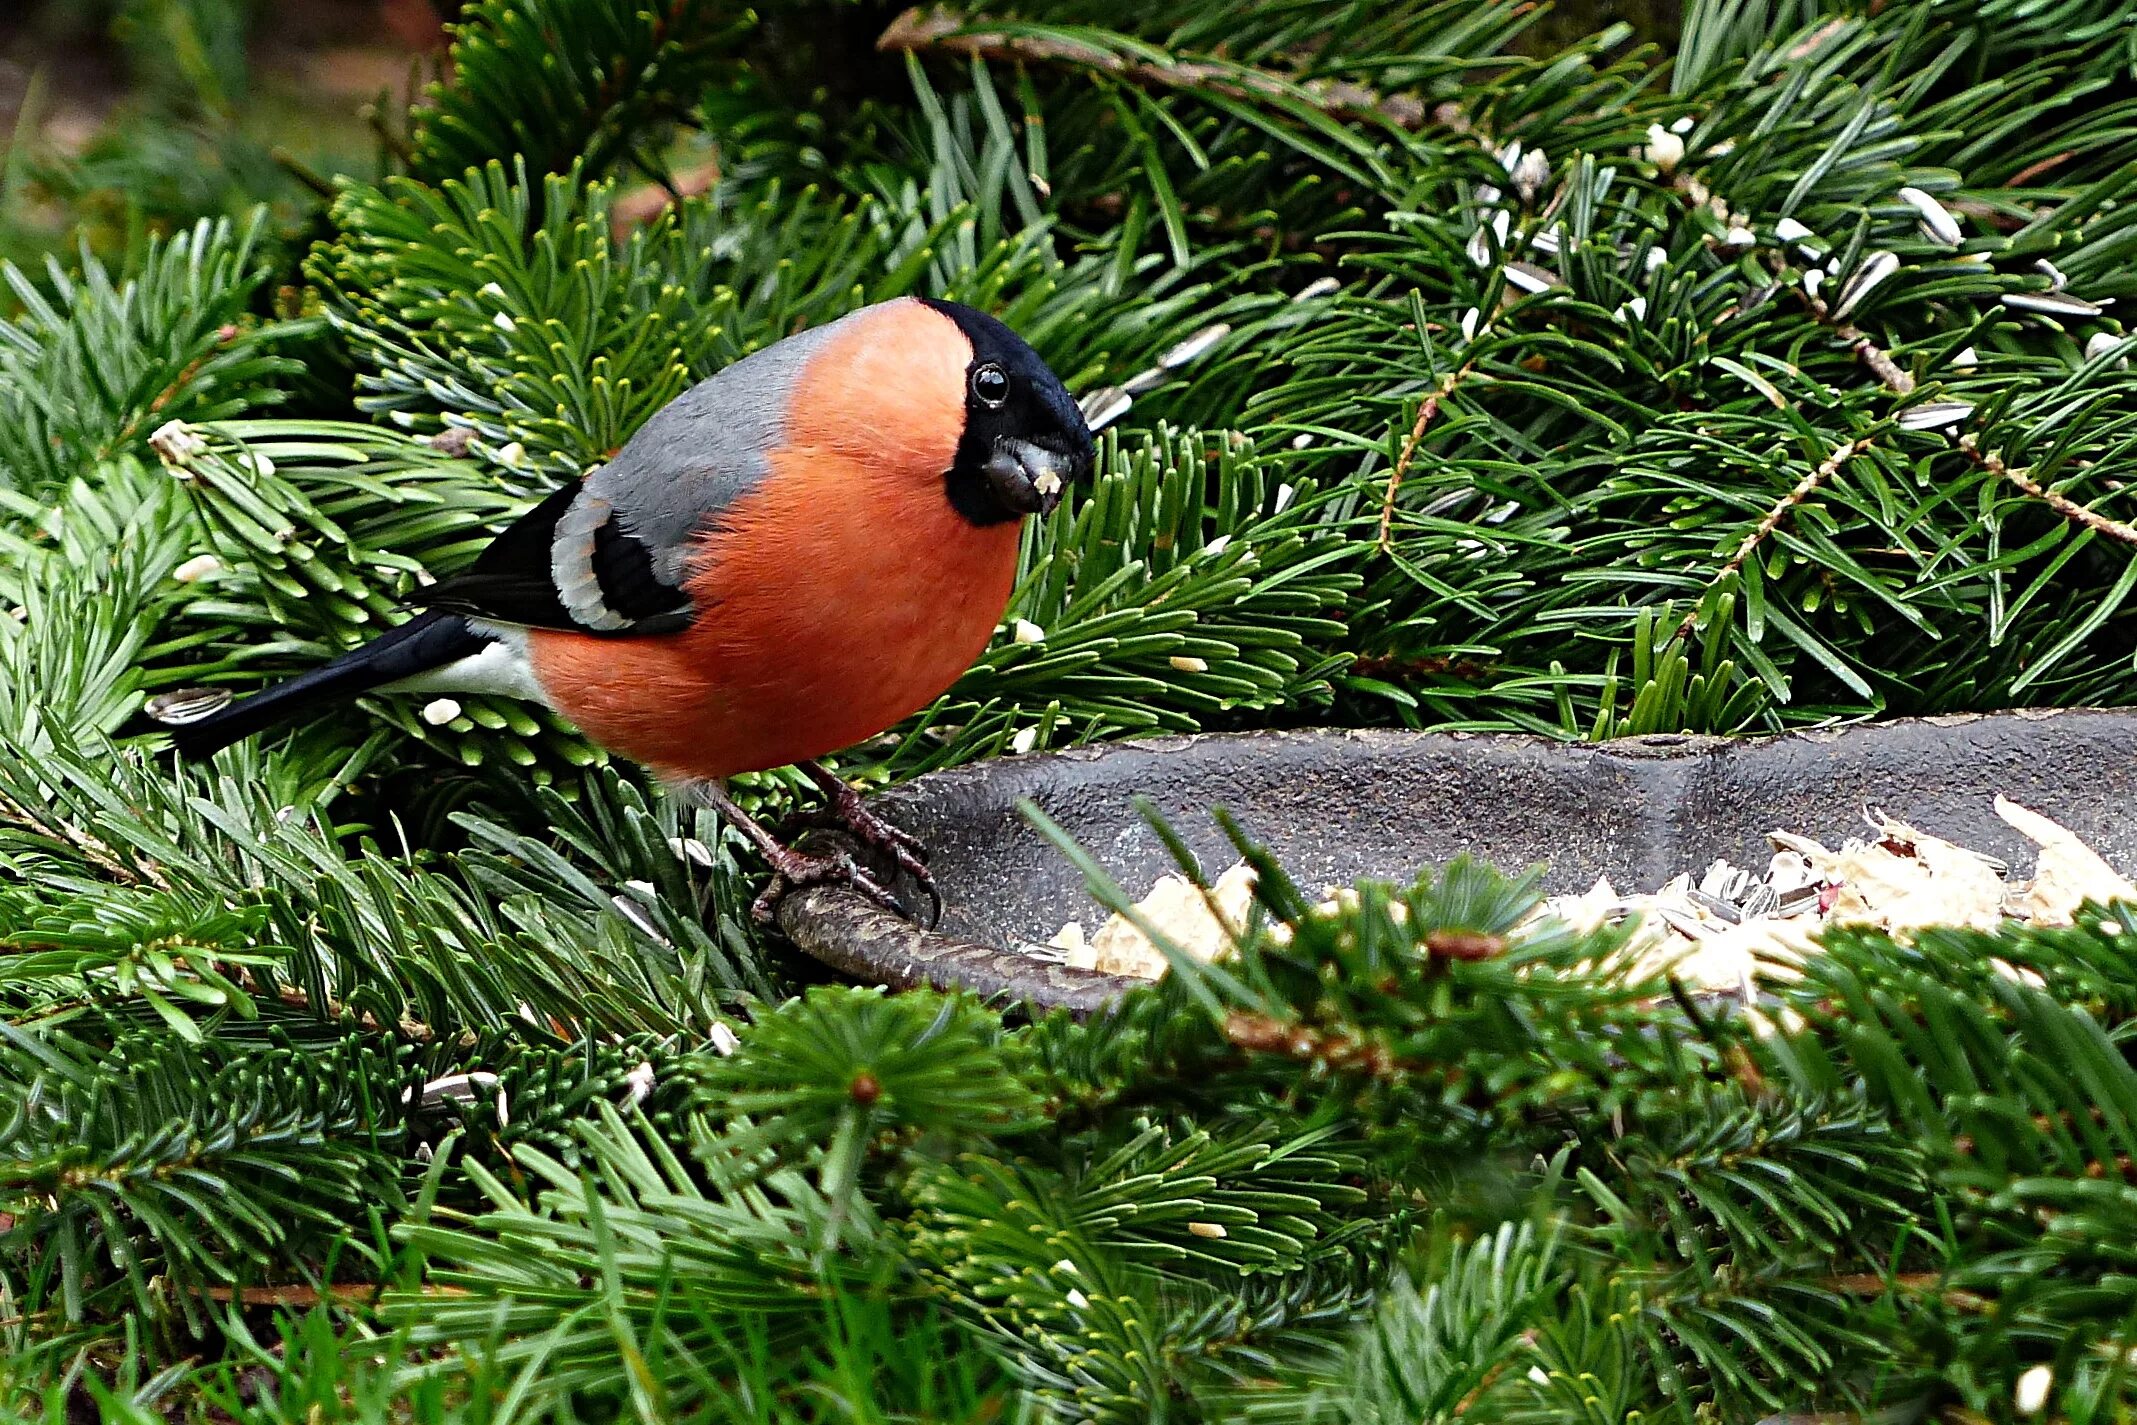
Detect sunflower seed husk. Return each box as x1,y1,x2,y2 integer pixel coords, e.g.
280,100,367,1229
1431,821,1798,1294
1158,324,1232,369
1897,401,1974,431
145,687,235,725
2002,290,2104,318
1897,186,1963,247
1503,261,1560,294
1079,386,1132,430
1832,251,1900,317
1468,208,1513,266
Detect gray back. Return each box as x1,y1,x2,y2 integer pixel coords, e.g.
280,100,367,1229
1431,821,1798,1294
584,307,866,583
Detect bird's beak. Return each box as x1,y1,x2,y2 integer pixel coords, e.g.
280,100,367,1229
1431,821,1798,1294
983,438,1080,516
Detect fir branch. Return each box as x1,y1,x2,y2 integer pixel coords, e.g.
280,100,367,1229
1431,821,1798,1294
1377,359,1480,551
1960,433,2137,551
1674,435,1877,640
878,7,1437,132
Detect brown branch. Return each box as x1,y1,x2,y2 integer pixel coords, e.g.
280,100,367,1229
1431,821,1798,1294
205,1282,386,1310
1676,435,1876,640
1379,361,1477,550
1797,290,1914,395
1223,1011,1400,1077
1761,253,1914,395
0,791,169,890
879,6,1432,130
1961,435,2137,550
1822,1272,1992,1313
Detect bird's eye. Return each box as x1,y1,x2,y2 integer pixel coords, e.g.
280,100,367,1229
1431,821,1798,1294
970,363,1011,408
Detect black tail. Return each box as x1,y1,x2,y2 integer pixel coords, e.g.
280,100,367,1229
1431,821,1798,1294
167,611,488,758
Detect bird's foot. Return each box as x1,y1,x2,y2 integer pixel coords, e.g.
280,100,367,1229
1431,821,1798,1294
797,762,941,924
694,773,933,926
749,843,904,925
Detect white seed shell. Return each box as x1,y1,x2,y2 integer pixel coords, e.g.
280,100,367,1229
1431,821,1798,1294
1079,386,1132,431
1158,324,1231,369
1896,401,1974,432
1832,251,1900,317
2002,290,2104,318
1897,186,1962,247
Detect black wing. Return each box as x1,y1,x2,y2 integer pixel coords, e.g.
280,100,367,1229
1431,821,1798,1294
410,483,696,635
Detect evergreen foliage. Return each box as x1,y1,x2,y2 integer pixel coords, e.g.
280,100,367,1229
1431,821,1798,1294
3,0,2137,1416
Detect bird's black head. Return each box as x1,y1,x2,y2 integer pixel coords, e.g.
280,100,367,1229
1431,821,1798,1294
921,298,1097,528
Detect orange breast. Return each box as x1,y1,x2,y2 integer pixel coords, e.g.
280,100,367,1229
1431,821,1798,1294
524,302,1021,781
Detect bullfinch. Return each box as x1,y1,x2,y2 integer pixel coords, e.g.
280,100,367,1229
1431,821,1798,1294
160,296,1096,918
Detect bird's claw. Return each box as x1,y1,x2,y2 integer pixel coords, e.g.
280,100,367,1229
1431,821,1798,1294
796,766,943,926
750,846,905,925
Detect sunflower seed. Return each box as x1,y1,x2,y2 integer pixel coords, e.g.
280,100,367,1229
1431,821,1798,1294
1468,208,1512,266
1079,386,1132,430
2002,290,2104,318
414,1071,500,1112
609,892,665,943
1510,147,1552,202
622,1062,656,1108
1897,401,1974,431
1503,261,1560,294
144,687,234,725
668,836,714,866
1158,324,1231,369
1897,186,1963,247
149,420,207,470
1832,251,1900,317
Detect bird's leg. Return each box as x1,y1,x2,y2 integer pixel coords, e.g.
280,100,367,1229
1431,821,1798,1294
693,779,905,925
794,761,941,922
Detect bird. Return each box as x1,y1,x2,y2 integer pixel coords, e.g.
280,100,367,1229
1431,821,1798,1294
157,296,1096,919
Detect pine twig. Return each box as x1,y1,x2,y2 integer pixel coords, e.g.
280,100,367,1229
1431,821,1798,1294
878,6,1432,130
1676,435,1875,639
1959,435,2137,549
1379,361,1477,550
